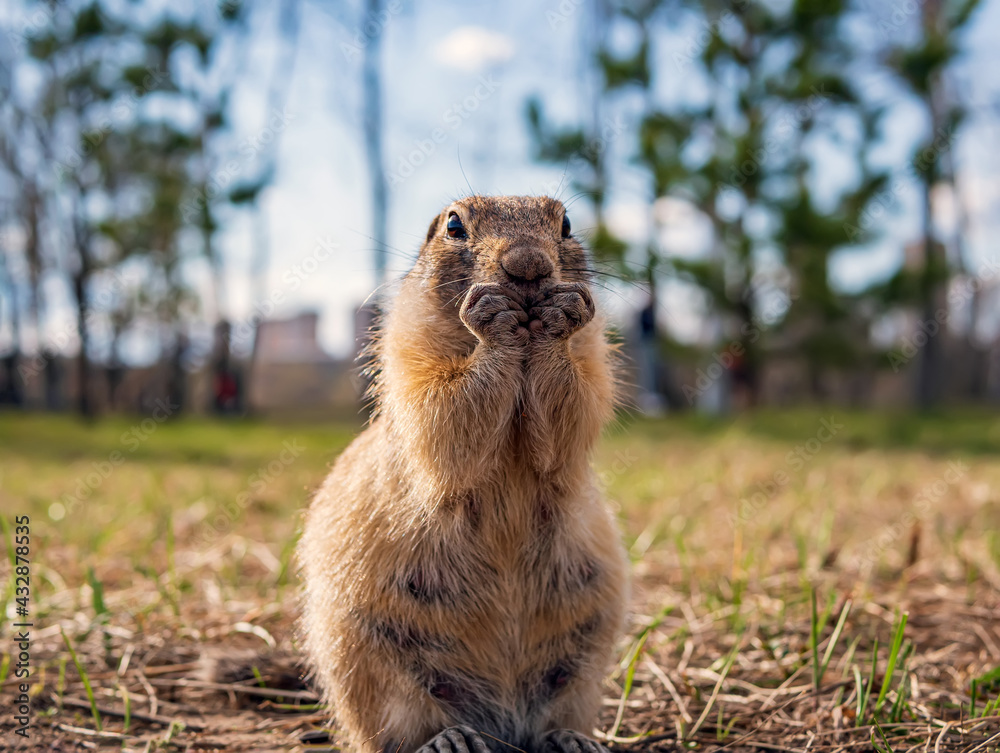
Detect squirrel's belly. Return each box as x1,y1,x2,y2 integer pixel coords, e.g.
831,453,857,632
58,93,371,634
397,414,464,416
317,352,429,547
350,515,620,734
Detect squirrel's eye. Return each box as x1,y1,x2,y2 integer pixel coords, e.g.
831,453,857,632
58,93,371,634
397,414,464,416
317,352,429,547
561,214,571,238
446,213,467,239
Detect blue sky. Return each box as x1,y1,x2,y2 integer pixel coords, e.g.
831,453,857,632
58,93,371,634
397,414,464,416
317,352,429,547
212,0,998,359
2,0,999,362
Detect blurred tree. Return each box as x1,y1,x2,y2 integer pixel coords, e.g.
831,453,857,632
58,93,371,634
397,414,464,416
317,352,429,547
5,0,274,415
528,0,894,406
876,0,983,407
362,0,389,296
527,0,679,409
18,1,143,416
0,94,46,392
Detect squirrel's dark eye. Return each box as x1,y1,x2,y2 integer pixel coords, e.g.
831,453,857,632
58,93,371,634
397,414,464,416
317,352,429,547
561,214,571,238
446,213,467,239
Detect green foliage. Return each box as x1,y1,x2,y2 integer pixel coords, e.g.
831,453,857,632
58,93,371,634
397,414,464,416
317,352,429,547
2,0,261,407
590,224,629,268
73,3,105,39
599,40,650,90
526,0,981,405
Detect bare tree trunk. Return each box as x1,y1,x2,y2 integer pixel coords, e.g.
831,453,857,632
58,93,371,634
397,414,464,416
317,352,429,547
71,210,94,418
72,271,92,418
915,0,950,410
363,0,388,295
916,189,942,409
916,74,947,410
23,181,44,356
0,242,25,407
244,0,301,414
249,0,300,310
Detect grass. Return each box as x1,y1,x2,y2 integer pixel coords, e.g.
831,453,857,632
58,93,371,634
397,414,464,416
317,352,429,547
1,409,999,750
60,627,101,732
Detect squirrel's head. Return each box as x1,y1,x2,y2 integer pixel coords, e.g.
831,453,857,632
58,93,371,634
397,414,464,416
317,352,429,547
410,195,590,306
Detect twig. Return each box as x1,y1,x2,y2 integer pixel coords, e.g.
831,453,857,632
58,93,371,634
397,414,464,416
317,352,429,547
150,677,319,701
57,723,131,740
643,658,693,724
57,695,205,732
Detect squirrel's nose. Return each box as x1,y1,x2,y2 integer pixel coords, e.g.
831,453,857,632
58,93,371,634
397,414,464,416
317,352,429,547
500,247,554,282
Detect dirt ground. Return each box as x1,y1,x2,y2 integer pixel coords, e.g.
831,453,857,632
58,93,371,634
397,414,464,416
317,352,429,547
3,565,999,752
2,412,999,751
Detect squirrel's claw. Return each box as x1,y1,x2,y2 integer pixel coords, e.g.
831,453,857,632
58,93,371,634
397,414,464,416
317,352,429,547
416,726,495,753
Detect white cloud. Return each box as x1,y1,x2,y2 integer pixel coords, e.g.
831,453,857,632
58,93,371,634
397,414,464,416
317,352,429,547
432,26,515,73
604,200,649,245
654,196,713,258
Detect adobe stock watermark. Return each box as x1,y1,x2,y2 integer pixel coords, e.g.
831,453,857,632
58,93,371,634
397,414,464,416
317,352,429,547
729,416,844,527
534,115,629,198
339,0,404,60
886,257,1000,373
682,273,799,405
18,266,140,381
53,66,170,179
228,235,339,348
673,1,753,71
51,399,179,520
596,447,640,490
854,460,968,574
181,108,295,222
4,3,67,49
547,0,586,29
876,0,920,40
191,439,305,547
728,86,827,189
386,75,501,188
844,124,957,242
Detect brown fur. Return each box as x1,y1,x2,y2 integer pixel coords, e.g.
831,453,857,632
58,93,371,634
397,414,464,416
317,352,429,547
297,196,628,753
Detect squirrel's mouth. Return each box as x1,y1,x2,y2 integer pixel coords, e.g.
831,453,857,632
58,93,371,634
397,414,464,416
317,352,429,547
498,278,560,308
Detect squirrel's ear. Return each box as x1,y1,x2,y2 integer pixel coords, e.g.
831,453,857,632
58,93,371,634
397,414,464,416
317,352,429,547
424,214,442,245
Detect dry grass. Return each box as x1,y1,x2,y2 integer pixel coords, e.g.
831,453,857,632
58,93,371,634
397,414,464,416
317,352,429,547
1,410,999,751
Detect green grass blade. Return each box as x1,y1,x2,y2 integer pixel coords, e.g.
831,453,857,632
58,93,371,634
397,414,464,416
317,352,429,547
820,599,852,683
61,628,102,731
0,515,15,616
875,611,908,713
120,682,131,734
853,665,865,724
251,665,266,688
609,606,673,738
841,634,861,677
857,639,878,727
689,639,740,739
889,642,913,722
86,567,108,619
610,630,648,737
810,587,820,693
870,716,894,753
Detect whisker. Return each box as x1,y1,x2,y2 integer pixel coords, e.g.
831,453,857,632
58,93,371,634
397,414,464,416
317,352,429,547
346,228,418,263
428,275,475,293
458,145,476,198
562,191,593,210
360,279,400,307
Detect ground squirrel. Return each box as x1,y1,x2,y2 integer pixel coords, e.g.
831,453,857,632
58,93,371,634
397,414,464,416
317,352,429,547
298,195,629,753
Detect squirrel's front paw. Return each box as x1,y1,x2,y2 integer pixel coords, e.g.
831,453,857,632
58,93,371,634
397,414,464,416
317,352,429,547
416,725,495,753
528,283,595,340
539,729,608,753
460,284,530,347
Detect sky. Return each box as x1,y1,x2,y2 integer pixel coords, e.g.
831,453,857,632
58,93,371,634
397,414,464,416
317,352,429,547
2,0,1000,363
215,0,1000,360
